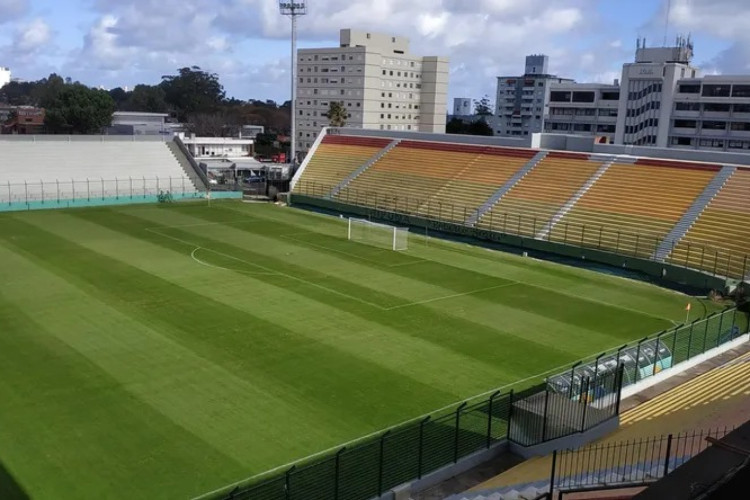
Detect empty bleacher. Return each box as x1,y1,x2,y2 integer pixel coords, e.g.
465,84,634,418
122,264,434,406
549,160,719,257
668,168,750,279
476,152,602,237
293,135,392,196
335,141,537,222
0,138,197,204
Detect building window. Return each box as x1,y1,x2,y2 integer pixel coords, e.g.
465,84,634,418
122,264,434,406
340,89,345,95
730,122,750,131
381,103,385,108
704,103,731,112
572,92,595,103
674,119,697,128
356,102,361,107
380,114,385,119
550,91,571,102
702,120,727,130
299,78,303,83
389,71,393,76
675,102,700,111
702,85,731,97
601,91,619,100
735,104,750,113
732,85,750,98
678,84,701,94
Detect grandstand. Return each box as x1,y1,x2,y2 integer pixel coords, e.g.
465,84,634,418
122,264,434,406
293,129,750,280
0,136,200,207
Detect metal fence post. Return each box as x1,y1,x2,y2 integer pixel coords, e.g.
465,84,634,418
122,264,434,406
663,434,673,476
417,416,430,479
506,389,515,440
334,447,345,500
633,338,646,383
580,377,590,432
487,391,500,448
687,320,697,359
702,313,714,354
549,450,558,498
569,361,581,398
378,431,391,496
592,353,604,397
542,388,550,442
653,331,665,376
454,402,468,463
615,364,625,415
284,465,295,500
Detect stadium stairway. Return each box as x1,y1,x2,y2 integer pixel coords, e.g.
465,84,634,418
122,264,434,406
327,139,401,198
166,139,208,190
535,154,621,240
465,151,548,226
652,165,737,262
446,348,750,500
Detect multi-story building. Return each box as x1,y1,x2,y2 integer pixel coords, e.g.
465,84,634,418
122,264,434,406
545,82,620,143
494,55,573,137
295,29,448,152
0,67,10,88
614,38,699,147
668,75,750,152
453,98,472,116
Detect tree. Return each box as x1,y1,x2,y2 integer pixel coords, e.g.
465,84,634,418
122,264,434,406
108,87,129,108
160,66,226,121
44,84,115,134
324,101,347,127
467,119,494,136
446,116,494,137
474,94,493,116
446,117,466,134
125,84,168,113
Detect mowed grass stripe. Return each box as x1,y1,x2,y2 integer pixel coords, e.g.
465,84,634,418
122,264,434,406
37,208,519,396
0,293,245,500
2,216,462,443
104,209,578,365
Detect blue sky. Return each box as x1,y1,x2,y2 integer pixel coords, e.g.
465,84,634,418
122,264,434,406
2,0,749,105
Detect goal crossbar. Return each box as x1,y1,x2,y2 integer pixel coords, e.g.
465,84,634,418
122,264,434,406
347,217,409,251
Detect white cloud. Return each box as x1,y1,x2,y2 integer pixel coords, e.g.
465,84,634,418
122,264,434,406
14,18,52,54
0,0,28,23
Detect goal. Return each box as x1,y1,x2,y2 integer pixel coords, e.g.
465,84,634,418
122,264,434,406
348,217,409,251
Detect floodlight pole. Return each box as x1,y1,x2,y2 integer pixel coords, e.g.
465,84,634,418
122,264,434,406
279,1,307,169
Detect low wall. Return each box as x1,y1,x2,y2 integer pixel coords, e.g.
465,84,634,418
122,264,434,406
289,194,727,292
0,191,242,212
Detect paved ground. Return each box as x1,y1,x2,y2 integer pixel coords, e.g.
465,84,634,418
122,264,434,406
413,340,750,499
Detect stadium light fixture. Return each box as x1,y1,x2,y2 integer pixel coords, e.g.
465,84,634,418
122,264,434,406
279,1,307,167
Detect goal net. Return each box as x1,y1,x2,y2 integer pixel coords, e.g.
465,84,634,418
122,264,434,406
348,218,409,251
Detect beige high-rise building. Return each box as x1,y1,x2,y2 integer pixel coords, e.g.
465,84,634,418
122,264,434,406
296,29,449,152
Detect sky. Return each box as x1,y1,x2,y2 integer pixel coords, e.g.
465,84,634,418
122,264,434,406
2,0,750,106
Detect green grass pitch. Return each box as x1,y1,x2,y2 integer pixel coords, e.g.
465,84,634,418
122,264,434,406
0,200,723,499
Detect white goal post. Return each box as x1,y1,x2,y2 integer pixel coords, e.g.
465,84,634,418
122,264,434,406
347,217,409,251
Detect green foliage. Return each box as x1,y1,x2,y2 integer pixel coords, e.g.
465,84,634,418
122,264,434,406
126,84,168,113
474,94,493,116
160,66,226,122
44,84,116,134
325,101,348,127
447,117,494,136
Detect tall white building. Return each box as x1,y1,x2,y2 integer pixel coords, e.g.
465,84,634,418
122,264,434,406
453,98,472,116
614,38,698,147
545,83,620,142
296,29,449,152
494,55,573,137
0,67,11,88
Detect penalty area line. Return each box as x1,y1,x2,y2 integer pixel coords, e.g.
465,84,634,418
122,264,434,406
384,282,520,311
146,227,389,311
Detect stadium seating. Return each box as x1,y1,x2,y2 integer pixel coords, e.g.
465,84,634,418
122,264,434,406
0,139,197,203
335,141,537,222
550,160,719,257
476,152,603,237
294,135,392,196
668,168,750,278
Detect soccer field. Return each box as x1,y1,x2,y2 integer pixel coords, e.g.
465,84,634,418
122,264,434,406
0,200,721,499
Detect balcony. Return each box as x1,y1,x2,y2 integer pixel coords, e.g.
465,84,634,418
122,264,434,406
727,129,750,139
699,128,728,137
672,109,701,118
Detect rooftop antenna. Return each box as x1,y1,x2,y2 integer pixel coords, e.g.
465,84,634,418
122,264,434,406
664,0,672,46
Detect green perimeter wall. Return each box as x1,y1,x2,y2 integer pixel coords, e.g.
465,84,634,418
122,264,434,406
290,194,728,293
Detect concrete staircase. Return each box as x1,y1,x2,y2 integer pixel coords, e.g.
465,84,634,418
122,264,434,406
447,456,691,500
166,139,207,190
326,139,401,199
652,165,737,262
535,154,624,240
465,151,548,226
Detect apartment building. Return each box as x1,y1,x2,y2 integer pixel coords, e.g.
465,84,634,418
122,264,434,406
494,55,573,137
0,67,10,88
614,38,699,147
545,83,620,143
296,29,448,152
453,98,472,116
668,75,750,152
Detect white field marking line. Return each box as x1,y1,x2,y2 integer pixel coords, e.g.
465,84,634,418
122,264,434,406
384,282,520,311
280,233,429,268
144,219,252,230
386,259,429,268
189,337,639,500
146,227,390,311
190,247,277,276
